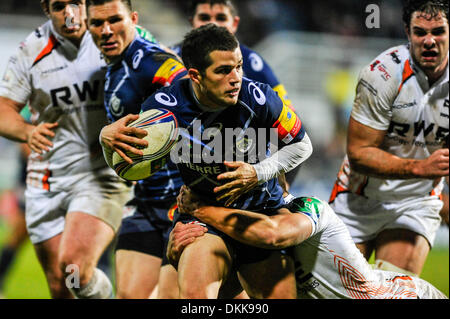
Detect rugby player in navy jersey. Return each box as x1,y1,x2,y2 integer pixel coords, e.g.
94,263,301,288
124,24,313,298
86,0,187,299
171,0,301,190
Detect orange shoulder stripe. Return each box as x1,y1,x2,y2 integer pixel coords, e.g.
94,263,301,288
397,59,414,94
32,34,58,67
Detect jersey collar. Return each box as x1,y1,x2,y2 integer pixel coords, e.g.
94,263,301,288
49,20,89,59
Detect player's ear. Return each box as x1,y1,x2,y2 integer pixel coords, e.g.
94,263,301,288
231,16,240,33
188,68,202,84
404,23,411,42
131,11,139,25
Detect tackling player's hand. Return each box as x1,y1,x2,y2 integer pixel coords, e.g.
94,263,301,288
26,122,58,154
100,114,148,164
214,161,259,207
177,185,204,214
166,222,207,269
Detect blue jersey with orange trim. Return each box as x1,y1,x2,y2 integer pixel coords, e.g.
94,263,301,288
141,78,306,212
104,34,187,203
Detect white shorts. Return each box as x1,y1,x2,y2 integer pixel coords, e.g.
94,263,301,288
330,192,443,247
25,170,132,244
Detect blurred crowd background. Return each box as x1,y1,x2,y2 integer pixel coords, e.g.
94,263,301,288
0,0,448,298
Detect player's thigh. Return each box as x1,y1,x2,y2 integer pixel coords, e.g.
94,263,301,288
374,228,430,275
115,249,162,299
59,212,115,274
177,233,232,298
238,251,296,299
156,264,179,299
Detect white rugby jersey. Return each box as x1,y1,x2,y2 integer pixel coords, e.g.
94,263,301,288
0,21,114,191
330,44,448,202
294,198,428,299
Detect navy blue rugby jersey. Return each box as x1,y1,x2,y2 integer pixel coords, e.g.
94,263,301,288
141,78,306,212
104,34,187,203
171,43,293,109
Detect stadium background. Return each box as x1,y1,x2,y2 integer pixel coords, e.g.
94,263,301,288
0,0,447,298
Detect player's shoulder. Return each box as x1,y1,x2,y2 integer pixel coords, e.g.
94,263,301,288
169,42,182,57
15,21,54,61
239,77,279,107
240,44,268,73
124,36,164,68
126,36,183,72
359,44,410,87
144,78,189,108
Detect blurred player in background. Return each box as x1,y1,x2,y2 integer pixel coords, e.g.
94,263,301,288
127,24,313,298
172,0,300,190
169,186,447,299
86,0,187,298
0,143,29,298
0,0,133,298
0,107,32,298
329,0,449,276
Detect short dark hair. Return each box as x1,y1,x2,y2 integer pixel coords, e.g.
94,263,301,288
181,24,239,74
403,0,449,30
86,0,132,11
188,0,238,19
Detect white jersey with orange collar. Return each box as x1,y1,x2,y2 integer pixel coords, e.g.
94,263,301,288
329,44,448,203
0,21,115,191
292,197,446,299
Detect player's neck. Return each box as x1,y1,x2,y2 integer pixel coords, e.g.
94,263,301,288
426,56,448,86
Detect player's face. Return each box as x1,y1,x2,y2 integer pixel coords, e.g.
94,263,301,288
87,0,138,61
195,47,243,109
47,0,87,42
192,4,240,34
407,11,449,75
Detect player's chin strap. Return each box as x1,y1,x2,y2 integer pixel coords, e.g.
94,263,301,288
372,259,418,277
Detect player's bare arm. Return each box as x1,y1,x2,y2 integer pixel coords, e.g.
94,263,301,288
0,96,58,154
347,117,449,179
100,113,148,164
178,185,312,249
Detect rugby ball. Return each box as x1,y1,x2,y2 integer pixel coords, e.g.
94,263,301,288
112,108,179,181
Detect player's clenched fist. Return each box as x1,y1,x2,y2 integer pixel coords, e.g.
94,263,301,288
26,122,58,154
414,148,449,179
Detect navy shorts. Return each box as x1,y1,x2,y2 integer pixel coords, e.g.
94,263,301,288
115,198,177,264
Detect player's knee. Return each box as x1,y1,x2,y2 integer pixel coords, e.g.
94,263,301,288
179,280,210,299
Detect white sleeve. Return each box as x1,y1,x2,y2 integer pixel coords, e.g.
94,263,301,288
350,63,398,131
0,47,32,104
253,133,313,183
